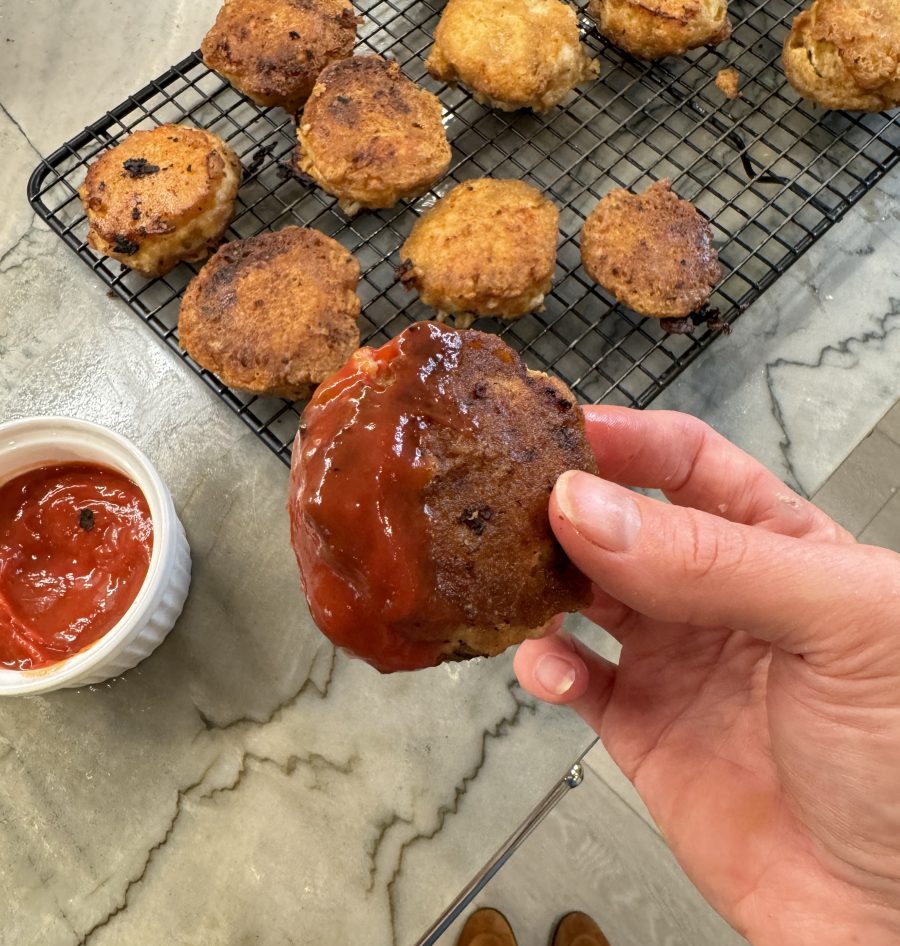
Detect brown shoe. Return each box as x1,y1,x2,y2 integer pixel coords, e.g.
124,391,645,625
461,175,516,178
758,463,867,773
457,908,518,946
550,911,611,946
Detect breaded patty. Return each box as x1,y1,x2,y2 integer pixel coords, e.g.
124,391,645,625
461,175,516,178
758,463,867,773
297,56,452,216
581,179,720,319
201,0,360,114
79,125,240,278
588,0,731,60
783,0,900,112
427,0,599,112
399,179,559,326
289,322,597,672
179,227,360,399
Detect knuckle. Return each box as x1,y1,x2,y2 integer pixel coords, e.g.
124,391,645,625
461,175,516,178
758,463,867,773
669,414,713,492
679,514,748,581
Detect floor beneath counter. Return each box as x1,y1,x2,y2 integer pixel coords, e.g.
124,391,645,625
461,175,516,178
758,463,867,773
437,754,746,946
811,399,900,551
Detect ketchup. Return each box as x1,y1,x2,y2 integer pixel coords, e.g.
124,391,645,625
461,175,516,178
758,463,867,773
290,322,478,672
0,463,153,671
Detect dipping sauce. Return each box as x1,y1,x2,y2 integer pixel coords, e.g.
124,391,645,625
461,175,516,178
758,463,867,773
0,463,153,670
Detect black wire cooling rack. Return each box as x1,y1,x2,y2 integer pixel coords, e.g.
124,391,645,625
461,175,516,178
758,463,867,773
27,0,900,467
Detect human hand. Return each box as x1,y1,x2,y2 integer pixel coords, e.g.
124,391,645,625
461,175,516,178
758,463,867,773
514,407,900,946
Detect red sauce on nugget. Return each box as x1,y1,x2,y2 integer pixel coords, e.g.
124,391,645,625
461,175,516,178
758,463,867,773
0,463,153,671
290,323,473,672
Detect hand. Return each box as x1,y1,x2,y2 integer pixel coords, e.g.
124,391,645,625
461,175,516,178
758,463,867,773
514,407,900,946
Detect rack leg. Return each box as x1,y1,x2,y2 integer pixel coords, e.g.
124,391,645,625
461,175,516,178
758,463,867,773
414,748,593,946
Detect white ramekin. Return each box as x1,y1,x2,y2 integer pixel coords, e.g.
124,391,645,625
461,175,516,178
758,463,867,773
0,417,191,695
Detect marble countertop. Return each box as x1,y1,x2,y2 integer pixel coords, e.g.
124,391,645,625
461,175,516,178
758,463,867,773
0,2,898,945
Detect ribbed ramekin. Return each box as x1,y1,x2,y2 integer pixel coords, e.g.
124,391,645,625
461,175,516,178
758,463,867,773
0,417,191,694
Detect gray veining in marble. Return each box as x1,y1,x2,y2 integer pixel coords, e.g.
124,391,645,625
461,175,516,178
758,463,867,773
0,1,898,945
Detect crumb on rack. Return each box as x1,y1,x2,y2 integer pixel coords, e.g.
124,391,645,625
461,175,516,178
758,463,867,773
696,305,732,334
660,317,695,335
244,143,276,176
715,68,740,100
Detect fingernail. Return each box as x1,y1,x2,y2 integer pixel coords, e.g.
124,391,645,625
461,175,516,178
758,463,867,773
534,653,577,696
556,470,641,552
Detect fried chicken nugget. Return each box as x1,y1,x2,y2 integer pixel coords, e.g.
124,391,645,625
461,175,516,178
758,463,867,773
399,179,559,326
179,227,360,399
297,56,452,216
588,0,731,60
783,0,900,112
427,0,599,112
581,179,720,319
289,321,598,672
79,124,240,278
201,0,360,114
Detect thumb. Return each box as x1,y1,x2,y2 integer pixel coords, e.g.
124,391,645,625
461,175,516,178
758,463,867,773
551,470,900,664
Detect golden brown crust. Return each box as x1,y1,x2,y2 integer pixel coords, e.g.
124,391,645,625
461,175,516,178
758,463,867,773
414,337,597,658
580,179,720,319
399,179,559,324
715,67,740,99
297,56,452,215
427,0,599,112
179,226,360,398
587,0,731,60
201,0,360,113
783,0,900,111
79,125,240,278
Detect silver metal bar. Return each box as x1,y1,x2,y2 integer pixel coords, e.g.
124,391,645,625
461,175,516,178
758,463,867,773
414,741,596,946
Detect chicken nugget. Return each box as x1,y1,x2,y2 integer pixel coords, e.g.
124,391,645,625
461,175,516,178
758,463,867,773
179,226,360,399
427,0,599,112
580,179,720,319
297,56,452,216
79,125,240,278
289,321,597,672
399,179,559,326
783,0,900,112
201,0,360,113
588,0,731,60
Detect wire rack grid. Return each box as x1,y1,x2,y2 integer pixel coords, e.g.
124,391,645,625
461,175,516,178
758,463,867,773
27,0,900,467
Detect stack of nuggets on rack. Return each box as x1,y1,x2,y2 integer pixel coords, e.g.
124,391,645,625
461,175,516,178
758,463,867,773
73,0,900,669
76,0,900,400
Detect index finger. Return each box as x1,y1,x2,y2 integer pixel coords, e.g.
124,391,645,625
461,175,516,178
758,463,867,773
581,406,851,542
